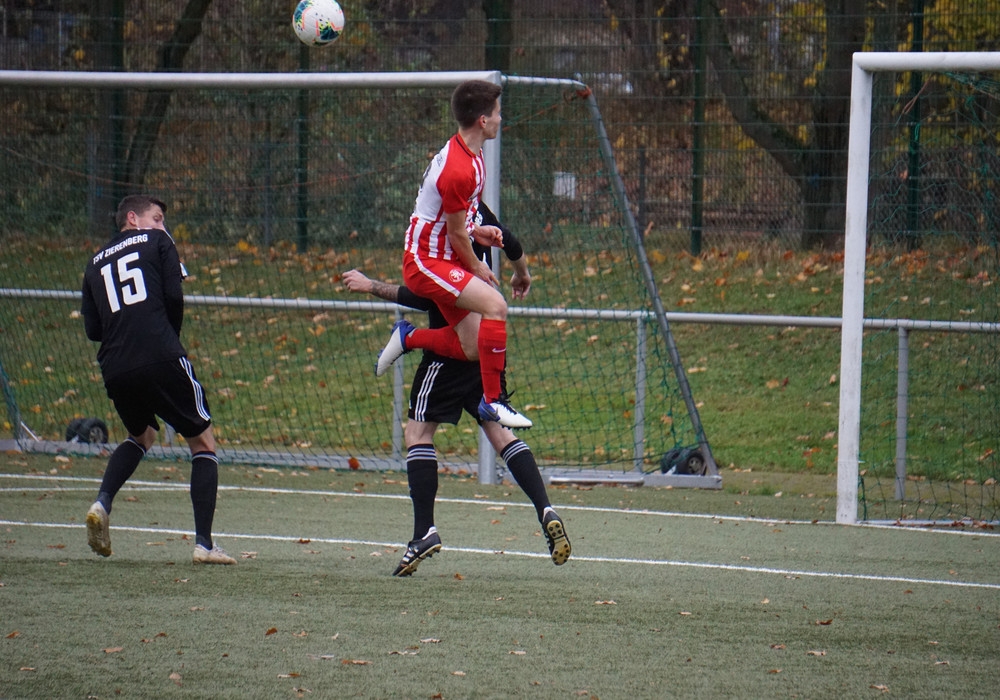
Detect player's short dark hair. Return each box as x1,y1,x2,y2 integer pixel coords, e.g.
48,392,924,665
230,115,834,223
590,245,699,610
451,80,502,129
115,194,167,230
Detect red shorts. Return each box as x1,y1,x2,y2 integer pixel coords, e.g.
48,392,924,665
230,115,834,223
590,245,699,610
402,253,472,327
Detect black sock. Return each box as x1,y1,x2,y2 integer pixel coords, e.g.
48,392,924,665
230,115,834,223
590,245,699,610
97,438,146,513
190,452,219,550
501,440,550,522
406,444,438,542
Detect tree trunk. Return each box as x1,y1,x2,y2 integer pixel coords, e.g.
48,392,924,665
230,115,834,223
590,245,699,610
704,0,865,250
89,0,125,235
123,0,213,190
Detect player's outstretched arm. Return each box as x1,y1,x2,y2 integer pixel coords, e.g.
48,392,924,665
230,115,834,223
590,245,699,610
342,269,433,311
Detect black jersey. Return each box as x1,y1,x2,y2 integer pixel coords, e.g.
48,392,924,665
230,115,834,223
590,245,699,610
81,228,187,381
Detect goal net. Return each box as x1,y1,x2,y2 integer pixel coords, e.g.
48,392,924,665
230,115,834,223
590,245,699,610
839,53,1000,525
0,70,713,482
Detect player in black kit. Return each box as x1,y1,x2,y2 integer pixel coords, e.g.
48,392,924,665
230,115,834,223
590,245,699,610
343,203,570,576
80,194,235,565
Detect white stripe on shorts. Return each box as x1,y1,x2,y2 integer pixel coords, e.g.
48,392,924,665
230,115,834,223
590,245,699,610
179,356,211,422
412,360,444,422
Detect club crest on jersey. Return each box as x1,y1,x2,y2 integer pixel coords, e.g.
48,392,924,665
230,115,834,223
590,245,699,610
449,268,466,283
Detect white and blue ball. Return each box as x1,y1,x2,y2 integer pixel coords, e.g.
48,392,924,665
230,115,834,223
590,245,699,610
292,0,345,47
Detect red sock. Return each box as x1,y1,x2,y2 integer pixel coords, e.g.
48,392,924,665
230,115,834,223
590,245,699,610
478,319,506,402
407,326,468,361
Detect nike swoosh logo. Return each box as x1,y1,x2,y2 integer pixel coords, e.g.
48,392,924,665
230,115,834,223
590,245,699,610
491,347,506,353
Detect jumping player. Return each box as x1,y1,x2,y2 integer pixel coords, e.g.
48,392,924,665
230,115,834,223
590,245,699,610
80,194,235,565
375,79,533,431
344,204,571,576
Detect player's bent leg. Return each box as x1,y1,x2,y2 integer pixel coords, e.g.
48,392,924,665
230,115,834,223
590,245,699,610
455,277,507,321
452,312,483,361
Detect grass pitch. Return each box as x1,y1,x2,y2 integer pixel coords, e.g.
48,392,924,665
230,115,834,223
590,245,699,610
1,452,998,699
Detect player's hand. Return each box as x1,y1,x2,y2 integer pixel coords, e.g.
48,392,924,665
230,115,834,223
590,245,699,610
471,224,503,248
472,260,499,288
510,268,531,299
341,269,372,294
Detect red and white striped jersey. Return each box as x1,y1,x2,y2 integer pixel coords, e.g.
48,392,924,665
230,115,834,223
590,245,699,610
404,133,483,263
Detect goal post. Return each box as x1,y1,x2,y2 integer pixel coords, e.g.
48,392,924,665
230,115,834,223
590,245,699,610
839,52,1000,524
0,69,715,485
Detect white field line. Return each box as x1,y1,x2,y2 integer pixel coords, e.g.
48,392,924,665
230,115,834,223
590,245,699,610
1,518,998,591
2,474,999,591
2,472,998,537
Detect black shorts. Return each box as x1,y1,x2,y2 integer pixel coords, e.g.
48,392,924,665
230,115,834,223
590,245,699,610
408,354,483,425
105,357,212,438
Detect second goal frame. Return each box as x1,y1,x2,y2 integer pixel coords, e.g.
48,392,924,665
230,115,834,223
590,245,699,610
838,51,1000,524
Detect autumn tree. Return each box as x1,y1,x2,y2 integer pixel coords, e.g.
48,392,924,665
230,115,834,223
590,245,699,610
702,0,866,249
88,0,212,232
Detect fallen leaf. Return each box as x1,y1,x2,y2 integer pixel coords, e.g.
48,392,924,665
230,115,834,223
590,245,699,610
420,638,441,644
265,627,278,636
806,650,826,656
6,630,20,639
815,619,833,626
595,600,617,605
103,647,124,654
451,671,466,676
509,650,527,655
278,673,301,678
341,659,371,665
870,685,889,693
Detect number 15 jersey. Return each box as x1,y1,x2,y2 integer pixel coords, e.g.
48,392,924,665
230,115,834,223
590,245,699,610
81,228,187,381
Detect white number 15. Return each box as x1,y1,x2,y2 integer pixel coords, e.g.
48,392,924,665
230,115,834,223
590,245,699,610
99,252,147,313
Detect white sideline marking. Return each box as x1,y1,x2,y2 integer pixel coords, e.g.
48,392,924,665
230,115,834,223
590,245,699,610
2,472,997,538
1,518,998,591
3,473,1000,591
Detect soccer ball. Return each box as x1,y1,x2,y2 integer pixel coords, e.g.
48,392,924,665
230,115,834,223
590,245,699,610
292,0,345,47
